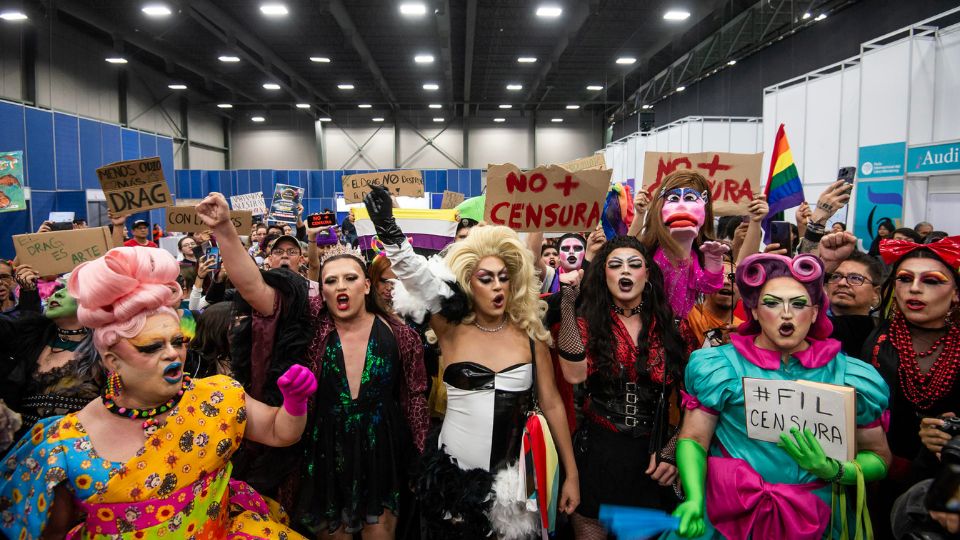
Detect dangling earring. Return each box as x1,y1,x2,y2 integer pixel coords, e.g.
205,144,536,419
105,370,124,399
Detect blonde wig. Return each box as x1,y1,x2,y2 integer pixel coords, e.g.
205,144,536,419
640,169,716,261
444,225,552,345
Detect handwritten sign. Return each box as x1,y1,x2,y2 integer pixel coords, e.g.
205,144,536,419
641,151,762,216
484,164,612,233
97,157,172,215
559,153,607,173
742,377,856,461
166,206,252,234
342,170,424,203
13,227,114,276
0,151,26,213
440,190,465,209
230,192,268,216
268,183,303,224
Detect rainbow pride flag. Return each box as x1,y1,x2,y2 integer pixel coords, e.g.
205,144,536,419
762,124,806,243
601,183,635,240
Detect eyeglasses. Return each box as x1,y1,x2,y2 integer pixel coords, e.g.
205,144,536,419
271,248,301,256
827,272,872,287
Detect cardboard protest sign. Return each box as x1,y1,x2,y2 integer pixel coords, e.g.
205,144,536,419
484,164,612,233
0,151,27,213
13,227,114,276
166,206,252,234
268,184,304,224
742,377,856,461
342,170,424,203
230,192,268,216
97,157,172,215
559,153,607,172
641,151,762,216
440,190,465,209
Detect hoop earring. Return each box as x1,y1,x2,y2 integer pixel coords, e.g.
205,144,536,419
105,370,124,399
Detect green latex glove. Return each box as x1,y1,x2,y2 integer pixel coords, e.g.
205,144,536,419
778,427,839,480
843,451,888,484
673,438,707,538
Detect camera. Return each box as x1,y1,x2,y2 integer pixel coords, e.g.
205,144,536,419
938,416,960,438
924,436,960,514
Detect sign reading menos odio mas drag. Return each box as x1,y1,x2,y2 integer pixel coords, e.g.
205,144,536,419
907,140,960,176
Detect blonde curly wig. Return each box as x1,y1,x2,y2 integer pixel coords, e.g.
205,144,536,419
444,225,552,345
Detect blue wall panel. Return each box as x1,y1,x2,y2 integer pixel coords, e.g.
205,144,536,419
79,119,102,190
24,108,54,190
0,201,32,260
54,113,81,190
55,191,87,220
139,133,157,159
157,137,175,195
207,171,220,194
121,128,140,160
30,190,56,224
0,101,25,154
470,170,481,197
101,124,121,165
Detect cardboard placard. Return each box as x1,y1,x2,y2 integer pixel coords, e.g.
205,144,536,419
166,206,252,234
268,183,304,224
484,164,612,233
13,226,114,276
0,151,27,213
230,192,268,216
641,151,763,216
742,377,856,462
97,157,172,215
342,170,424,203
559,153,607,172
440,190,465,209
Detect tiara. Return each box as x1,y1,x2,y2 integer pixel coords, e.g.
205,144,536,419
320,243,366,266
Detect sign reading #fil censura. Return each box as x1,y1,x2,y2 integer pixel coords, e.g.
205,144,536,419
907,140,960,176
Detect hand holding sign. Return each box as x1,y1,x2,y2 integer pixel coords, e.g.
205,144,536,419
642,151,762,216
778,427,839,480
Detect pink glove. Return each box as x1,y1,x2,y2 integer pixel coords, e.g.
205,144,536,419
277,364,317,417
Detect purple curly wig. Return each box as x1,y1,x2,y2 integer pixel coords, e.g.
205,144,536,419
735,253,833,339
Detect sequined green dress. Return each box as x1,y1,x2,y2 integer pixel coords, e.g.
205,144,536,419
296,317,409,534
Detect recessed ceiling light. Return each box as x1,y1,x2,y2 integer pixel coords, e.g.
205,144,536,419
498,104,512,109
337,83,355,90
319,117,332,122
586,85,603,91
506,84,523,91
414,54,435,63
217,103,233,109
310,56,331,63
727,59,737,66
641,104,652,109
535,5,562,17
399,2,427,16
566,104,580,110
428,104,442,109
296,103,311,109
259,3,288,16
262,83,281,90
358,104,372,109
663,10,690,21
802,12,812,19
423,83,439,90
493,118,506,123
676,86,686,92
141,4,171,17
105,57,128,64
815,13,827,21
551,118,563,123
218,55,240,63
372,117,385,122
168,84,187,90
616,57,636,65
0,10,28,21
517,57,537,63
251,116,266,122
433,118,444,122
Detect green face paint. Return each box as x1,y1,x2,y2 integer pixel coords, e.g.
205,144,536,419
45,287,78,320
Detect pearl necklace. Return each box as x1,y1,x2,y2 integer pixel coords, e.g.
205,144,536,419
473,316,507,333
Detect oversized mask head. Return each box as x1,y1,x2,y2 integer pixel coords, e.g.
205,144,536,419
660,187,708,241
558,234,586,272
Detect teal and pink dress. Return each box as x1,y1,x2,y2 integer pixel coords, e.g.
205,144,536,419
673,333,889,540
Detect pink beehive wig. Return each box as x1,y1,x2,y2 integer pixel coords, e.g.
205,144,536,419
67,246,182,353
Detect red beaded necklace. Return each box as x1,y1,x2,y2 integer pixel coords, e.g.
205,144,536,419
880,312,960,411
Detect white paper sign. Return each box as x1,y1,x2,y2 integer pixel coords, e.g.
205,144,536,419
742,377,856,462
230,192,268,216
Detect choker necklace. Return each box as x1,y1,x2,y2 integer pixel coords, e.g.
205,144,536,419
612,304,643,317
57,327,89,336
474,316,507,333
102,375,191,436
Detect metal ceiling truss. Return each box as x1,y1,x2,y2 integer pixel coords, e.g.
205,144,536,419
337,125,385,170
612,0,841,120
399,117,462,168
327,0,400,109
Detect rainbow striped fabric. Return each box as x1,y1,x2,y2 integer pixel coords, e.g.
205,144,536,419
762,123,806,243
353,208,459,256
601,183,635,240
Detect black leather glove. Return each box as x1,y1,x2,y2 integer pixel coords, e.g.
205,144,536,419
363,185,406,246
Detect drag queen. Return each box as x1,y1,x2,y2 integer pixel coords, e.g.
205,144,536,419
0,246,315,539
671,253,891,539
363,186,579,539
640,170,728,318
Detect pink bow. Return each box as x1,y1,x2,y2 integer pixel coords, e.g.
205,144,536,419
706,456,830,540
880,236,960,267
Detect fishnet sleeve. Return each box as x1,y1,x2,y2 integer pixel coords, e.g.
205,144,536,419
557,285,586,362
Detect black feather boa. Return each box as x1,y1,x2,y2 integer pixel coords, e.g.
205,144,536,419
438,280,471,325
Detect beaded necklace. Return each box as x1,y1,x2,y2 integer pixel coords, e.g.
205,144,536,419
874,312,960,410
101,375,191,435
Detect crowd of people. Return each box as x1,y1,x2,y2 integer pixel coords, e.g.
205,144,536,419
0,169,957,540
